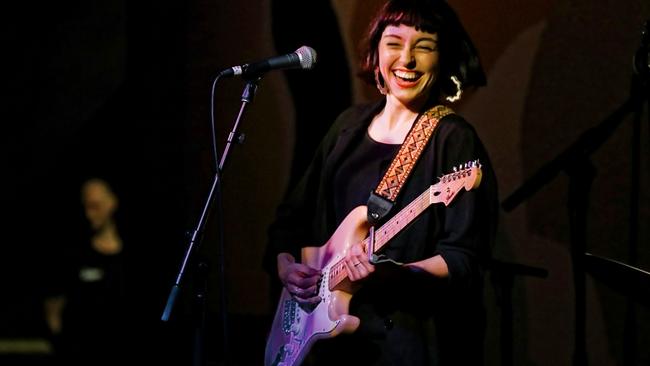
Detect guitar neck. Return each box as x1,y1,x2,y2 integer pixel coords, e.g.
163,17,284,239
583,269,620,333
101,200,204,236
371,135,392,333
325,164,481,291
327,185,437,291
368,185,436,253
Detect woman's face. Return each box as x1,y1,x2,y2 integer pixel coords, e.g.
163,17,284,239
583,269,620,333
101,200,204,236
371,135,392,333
377,24,439,108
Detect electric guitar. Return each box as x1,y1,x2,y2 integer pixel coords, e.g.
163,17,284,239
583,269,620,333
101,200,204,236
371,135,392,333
265,161,483,366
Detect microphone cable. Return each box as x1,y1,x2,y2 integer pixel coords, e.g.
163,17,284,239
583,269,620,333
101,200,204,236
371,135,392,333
208,73,230,366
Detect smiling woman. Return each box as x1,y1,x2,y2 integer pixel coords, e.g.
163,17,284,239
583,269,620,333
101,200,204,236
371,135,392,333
263,0,498,365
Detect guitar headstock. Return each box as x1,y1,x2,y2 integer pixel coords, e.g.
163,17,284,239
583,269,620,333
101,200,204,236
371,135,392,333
430,160,483,206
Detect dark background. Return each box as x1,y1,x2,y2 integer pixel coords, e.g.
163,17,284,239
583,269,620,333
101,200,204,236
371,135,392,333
1,0,650,365
2,0,192,364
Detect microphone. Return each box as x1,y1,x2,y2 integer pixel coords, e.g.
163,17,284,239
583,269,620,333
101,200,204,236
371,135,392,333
218,45,317,78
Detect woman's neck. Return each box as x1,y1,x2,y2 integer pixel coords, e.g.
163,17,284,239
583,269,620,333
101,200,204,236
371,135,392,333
381,99,420,128
368,96,424,144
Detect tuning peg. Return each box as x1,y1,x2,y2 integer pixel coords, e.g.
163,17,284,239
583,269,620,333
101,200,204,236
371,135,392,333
453,166,458,172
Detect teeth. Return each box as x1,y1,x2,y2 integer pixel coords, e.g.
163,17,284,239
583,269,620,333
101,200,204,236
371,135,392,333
394,70,420,81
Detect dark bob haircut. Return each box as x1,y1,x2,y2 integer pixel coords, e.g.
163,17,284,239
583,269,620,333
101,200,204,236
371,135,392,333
358,0,486,101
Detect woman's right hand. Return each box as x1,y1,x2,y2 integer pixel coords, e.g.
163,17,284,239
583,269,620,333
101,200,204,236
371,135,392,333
277,252,322,305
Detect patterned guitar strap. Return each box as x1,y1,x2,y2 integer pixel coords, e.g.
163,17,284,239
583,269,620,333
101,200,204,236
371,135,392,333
366,104,453,264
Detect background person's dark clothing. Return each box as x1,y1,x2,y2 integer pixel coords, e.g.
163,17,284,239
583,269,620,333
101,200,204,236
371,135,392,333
47,240,131,366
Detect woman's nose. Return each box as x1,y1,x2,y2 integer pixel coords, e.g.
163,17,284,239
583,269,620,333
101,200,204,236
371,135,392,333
400,48,415,67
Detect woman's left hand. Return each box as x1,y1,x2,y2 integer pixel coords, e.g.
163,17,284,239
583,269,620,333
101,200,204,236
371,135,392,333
344,243,375,281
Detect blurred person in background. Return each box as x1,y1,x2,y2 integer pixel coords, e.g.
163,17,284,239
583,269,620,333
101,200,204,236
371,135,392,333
43,177,132,366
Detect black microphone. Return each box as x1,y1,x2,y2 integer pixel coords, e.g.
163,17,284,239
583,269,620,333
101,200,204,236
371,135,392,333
219,45,317,78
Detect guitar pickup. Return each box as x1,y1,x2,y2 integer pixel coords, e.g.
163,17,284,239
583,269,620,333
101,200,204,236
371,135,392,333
282,300,298,334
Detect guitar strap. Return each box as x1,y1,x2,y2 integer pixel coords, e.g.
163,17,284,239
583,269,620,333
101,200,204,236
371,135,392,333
367,104,453,226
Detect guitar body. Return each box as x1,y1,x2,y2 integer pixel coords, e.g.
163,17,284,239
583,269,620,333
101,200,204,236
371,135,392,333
264,206,370,366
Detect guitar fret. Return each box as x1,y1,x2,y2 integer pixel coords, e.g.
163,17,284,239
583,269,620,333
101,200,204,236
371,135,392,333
374,186,432,250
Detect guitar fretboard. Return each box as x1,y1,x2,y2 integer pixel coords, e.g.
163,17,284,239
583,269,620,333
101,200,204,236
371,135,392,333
325,164,480,291
327,184,436,291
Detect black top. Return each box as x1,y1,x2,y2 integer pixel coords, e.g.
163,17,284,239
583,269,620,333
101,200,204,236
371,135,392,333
60,244,126,331
46,239,131,366
265,99,499,365
332,132,400,226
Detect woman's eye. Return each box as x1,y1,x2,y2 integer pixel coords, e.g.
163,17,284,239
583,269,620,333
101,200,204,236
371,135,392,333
417,45,435,51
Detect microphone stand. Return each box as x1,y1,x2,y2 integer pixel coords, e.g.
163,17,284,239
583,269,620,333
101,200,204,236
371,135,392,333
161,76,261,366
501,21,649,366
